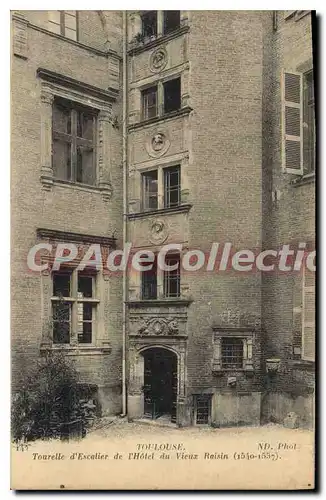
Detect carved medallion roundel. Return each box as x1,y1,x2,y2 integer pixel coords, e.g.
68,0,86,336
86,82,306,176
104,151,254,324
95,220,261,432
149,219,169,245
150,47,168,72
145,131,170,158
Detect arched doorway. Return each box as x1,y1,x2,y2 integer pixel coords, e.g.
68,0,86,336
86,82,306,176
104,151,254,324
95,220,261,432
142,348,178,422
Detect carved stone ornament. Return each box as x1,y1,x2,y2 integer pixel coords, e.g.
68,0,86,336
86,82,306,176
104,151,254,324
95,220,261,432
149,219,168,245
150,47,168,72
138,318,179,336
145,132,170,158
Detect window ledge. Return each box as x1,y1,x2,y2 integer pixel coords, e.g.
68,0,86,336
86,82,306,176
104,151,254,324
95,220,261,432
128,204,192,220
127,299,193,308
128,106,193,131
290,359,315,370
128,25,190,56
40,343,112,355
52,179,102,193
291,172,315,187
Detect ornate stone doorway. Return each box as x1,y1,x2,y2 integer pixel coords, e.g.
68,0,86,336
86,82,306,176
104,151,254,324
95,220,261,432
143,348,177,422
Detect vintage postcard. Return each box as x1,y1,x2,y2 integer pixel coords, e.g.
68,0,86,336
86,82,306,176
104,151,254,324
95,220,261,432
11,9,316,490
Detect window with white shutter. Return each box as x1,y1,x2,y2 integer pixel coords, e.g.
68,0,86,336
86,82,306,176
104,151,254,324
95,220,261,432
282,71,303,174
302,269,315,361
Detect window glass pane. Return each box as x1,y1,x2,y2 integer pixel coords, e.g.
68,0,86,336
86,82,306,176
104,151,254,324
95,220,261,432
52,141,71,181
163,11,180,34
78,275,93,298
76,146,95,185
53,104,71,134
77,303,93,344
53,272,71,296
53,302,71,344
221,338,243,369
142,87,157,120
142,170,158,210
164,166,180,208
77,112,94,140
164,78,181,114
48,21,61,34
142,257,157,299
64,12,77,30
65,27,77,40
142,11,157,38
48,11,61,23
164,254,180,298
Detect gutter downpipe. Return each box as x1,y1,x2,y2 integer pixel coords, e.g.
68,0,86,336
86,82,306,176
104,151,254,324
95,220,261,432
121,10,128,416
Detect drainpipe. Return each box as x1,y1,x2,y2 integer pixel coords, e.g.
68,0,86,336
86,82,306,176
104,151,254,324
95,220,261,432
121,10,128,416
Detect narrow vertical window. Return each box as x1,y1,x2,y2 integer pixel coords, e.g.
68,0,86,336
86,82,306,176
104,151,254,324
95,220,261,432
142,256,157,300
195,395,211,425
164,166,181,208
142,170,158,211
52,271,72,344
164,254,180,298
163,77,181,114
302,269,315,361
141,86,158,120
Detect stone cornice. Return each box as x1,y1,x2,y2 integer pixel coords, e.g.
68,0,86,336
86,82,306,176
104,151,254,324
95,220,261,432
127,299,193,308
37,228,117,247
128,106,193,132
37,67,119,102
128,25,190,56
128,204,192,220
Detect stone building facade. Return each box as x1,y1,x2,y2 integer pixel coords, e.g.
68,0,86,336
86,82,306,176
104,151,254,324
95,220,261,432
11,11,315,427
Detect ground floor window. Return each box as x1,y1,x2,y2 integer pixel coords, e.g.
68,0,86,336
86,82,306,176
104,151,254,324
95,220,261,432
194,395,211,425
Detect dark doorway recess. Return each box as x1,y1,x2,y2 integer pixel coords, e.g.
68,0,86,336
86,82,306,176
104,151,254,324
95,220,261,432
143,348,177,422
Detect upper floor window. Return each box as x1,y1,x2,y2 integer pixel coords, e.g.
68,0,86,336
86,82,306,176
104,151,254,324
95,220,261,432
163,254,180,298
164,166,181,208
142,170,158,210
141,165,181,212
282,69,315,175
141,86,158,120
48,11,78,41
141,256,157,300
52,99,97,186
52,269,98,345
141,77,181,122
163,11,181,35
163,78,181,114
141,11,157,39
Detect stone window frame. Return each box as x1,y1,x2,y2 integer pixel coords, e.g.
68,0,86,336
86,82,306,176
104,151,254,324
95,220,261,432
128,11,188,45
140,162,182,212
212,330,254,372
39,80,113,201
51,267,99,346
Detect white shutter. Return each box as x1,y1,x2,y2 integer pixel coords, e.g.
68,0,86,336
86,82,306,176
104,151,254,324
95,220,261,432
302,270,315,361
282,71,303,174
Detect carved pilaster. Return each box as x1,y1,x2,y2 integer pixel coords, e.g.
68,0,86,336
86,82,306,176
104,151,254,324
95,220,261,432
40,89,54,190
98,109,113,201
12,12,28,60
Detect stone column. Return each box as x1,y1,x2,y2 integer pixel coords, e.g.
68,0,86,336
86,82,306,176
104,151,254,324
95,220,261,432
98,109,113,201
128,347,144,419
40,90,54,190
